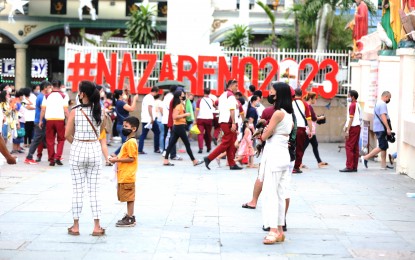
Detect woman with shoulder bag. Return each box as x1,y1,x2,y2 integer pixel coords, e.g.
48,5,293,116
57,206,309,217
65,81,105,237
303,92,328,168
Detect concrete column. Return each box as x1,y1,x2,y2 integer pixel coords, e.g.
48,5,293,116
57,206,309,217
377,55,400,155
358,60,373,118
166,0,212,57
396,48,415,178
14,44,28,90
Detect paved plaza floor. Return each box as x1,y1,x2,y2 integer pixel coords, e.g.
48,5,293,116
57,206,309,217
0,140,415,259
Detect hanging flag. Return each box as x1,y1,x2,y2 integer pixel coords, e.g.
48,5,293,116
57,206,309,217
50,0,67,15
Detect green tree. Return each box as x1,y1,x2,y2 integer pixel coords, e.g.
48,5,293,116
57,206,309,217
125,4,159,45
302,0,377,50
284,3,304,51
277,15,352,50
223,24,254,48
256,1,277,49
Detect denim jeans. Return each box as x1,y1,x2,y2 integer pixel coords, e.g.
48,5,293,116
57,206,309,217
156,120,164,151
26,123,46,160
138,122,160,153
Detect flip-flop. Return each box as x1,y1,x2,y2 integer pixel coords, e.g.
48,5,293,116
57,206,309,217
163,162,174,166
193,160,203,166
67,226,80,236
242,203,256,209
91,227,105,236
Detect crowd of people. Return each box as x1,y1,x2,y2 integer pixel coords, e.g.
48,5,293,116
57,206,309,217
0,78,395,244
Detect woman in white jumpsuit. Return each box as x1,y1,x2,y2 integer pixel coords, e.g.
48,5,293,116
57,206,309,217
259,82,293,244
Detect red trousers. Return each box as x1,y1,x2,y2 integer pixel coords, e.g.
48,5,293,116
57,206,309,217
213,117,220,139
294,127,307,169
345,125,361,170
208,123,237,166
45,120,65,162
197,119,213,150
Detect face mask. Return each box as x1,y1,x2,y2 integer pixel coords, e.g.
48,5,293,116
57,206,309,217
386,99,390,104
255,102,260,108
347,98,352,102
122,128,133,136
267,95,276,104
100,92,105,98
34,90,40,94
6,88,12,94
61,88,66,92
181,96,186,101
122,95,128,100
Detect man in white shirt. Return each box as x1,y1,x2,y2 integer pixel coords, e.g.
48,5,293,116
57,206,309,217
204,80,242,170
39,80,69,166
195,88,214,153
138,86,161,154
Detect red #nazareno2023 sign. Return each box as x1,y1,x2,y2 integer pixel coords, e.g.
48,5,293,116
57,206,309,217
66,52,339,98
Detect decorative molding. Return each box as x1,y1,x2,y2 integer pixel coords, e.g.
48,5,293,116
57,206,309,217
23,24,37,36
211,19,227,32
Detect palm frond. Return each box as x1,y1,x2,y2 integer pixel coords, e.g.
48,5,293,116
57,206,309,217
256,1,275,23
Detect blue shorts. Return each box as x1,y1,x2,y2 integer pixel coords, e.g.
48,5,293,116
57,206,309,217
375,131,388,151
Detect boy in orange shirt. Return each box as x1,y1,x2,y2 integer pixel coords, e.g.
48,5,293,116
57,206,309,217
109,116,139,227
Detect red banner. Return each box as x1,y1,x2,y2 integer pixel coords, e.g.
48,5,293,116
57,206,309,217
66,52,339,99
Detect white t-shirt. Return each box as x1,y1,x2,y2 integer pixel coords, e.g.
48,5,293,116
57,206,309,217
141,93,155,123
257,103,265,118
218,90,237,123
196,97,214,120
161,93,173,124
24,93,37,122
154,99,163,123
41,91,68,120
18,103,26,123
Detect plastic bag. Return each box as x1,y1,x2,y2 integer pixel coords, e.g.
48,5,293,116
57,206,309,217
189,124,200,135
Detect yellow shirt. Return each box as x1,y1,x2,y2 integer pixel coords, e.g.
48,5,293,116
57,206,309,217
174,104,186,125
117,138,138,183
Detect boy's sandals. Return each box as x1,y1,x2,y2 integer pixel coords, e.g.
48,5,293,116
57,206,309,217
91,227,106,236
263,232,285,245
67,226,80,236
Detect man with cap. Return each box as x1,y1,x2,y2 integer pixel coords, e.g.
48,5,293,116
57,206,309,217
204,80,242,170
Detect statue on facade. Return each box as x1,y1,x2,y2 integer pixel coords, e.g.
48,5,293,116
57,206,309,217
78,0,96,21
399,0,415,45
379,0,398,49
352,0,369,52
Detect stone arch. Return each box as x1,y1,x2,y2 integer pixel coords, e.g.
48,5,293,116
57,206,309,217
0,29,20,44
22,24,69,44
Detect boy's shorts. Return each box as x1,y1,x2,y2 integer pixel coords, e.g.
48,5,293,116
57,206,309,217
118,183,135,202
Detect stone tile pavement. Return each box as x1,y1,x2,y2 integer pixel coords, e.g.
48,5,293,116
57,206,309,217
0,140,415,259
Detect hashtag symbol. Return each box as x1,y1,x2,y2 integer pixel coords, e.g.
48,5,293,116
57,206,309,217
67,53,96,91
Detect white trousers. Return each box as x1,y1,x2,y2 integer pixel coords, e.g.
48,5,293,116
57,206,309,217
262,167,289,229
69,140,102,219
